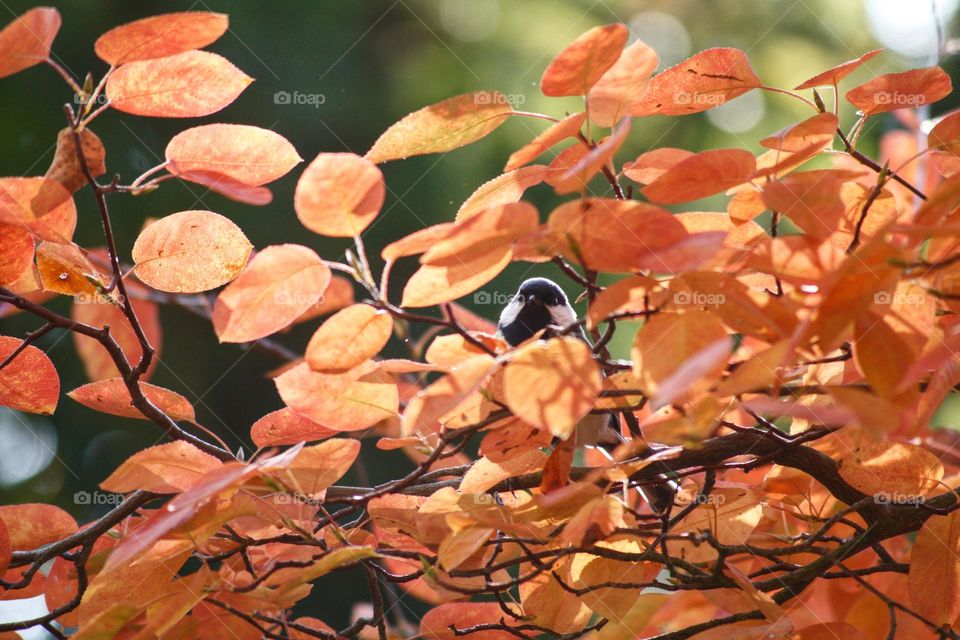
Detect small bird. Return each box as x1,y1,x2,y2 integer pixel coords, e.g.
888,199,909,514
497,277,678,513
497,277,622,448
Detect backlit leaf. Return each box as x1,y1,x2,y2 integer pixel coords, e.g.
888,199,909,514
909,512,960,625
587,39,659,126
0,8,60,79
838,441,943,498
504,113,586,171
641,148,755,204
68,378,195,422
540,24,629,97
795,49,883,89
503,337,601,440
632,311,729,397
0,335,59,414
94,11,228,64
457,165,548,220
305,304,393,372
106,50,252,118
846,66,951,115
36,241,105,297
0,504,75,549
366,91,513,164
250,408,337,447
212,244,330,343
131,210,252,293
165,124,301,186
295,152,384,237
100,441,222,494
634,48,761,116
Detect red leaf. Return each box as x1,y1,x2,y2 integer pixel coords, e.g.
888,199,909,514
0,8,60,79
587,39,659,126
0,336,59,415
68,378,195,422
634,48,761,116
794,49,883,89
540,24,628,97
295,153,385,237
504,113,586,171
94,12,228,65
641,148,755,204
845,66,951,115
250,408,337,447
106,51,251,118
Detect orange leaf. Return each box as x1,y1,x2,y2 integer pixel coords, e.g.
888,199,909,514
131,210,252,293
762,171,845,239
504,113,586,171
295,152,384,237
265,438,360,496
250,407,337,447
36,241,105,297
0,504,75,550
106,51,251,118
212,244,330,343
587,275,659,328
460,449,548,494
0,335,59,414
295,275,355,324
540,24,628,97
366,91,512,164
642,149,755,204
0,224,36,286
100,441,222,494
853,312,913,399
275,362,399,431
552,118,630,194
503,337,601,440
72,289,161,381
305,304,394,373
587,39,659,126
0,177,76,242
401,355,497,437
94,11,228,65
634,48,761,116
457,165,548,220
845,66,951,115
632,311,729,397
651,337,732,410
622,147,693,184
540,438,574,493
794,49,883,89
68,378,195,422
168,169,272,206
37,129,106,204
400,242,512,308
165,124,301,186
838,441,943,498
424,202,539,264
909,511,960,625
420,603,521,640
547,198,688,273
0,8,60,79
561,494,623,546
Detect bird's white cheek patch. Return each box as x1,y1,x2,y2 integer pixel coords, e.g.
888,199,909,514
498,300,523,327
548,304,577,328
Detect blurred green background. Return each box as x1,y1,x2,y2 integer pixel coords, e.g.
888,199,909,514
0,0,957,631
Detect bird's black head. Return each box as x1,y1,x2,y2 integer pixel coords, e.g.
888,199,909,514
497,278,577,346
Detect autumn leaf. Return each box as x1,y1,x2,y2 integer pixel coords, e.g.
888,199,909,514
794,49,883,89
762,171,845,239
641,148,755,204
400,242,512,308
72,289,161,381
305,304,393,373
250,408,337,448
294,152,385,237
552,119,631,195
0,8,61,79
165,124,301,186
503,337,601,440
68,378,196,422
838,441,943,498
402,355,497,436
0,225,37,286
212,244,331,343
100,441,222,494
457,165,549,220
846,66,951,115
587,39,659,126
0,504,76,549
504,113,586,171
366,91,513,164
106,50,252,118
634,48,762,116
94,11,228,64
131,210,252,293
909,512,960,625
36,241,105,297
0,176,77,241
36,128,106,205
632,311,730,397
265,438,361,497
275,362,399,431
420,602,522,640
0,336,59,414
540,23,628,97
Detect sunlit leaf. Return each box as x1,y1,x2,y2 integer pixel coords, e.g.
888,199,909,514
846,66,951,115
68,378,195,422
250,408,337,447
100,441,222,494
0,504,75,549
540,23,628,97
587,39,659,126
94,11,228,64
641,148,755,204
794,49,883,89
131,210,252,293
305,304,394,372
504,113,586,171
0,335,59,414
165,124,301,186
0,8,60,79
295,152,385,237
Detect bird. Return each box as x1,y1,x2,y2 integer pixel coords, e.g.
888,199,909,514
496,277,679,513
496,277,622,448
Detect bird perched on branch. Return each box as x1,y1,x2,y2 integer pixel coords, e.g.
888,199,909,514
497,276,678,513
497,277,622,448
